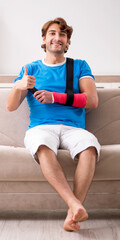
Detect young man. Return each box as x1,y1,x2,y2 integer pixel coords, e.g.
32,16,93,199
7,17,100,231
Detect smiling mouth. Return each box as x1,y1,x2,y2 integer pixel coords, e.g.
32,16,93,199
51,41,62,46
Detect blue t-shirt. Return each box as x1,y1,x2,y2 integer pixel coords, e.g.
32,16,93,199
14,58,94,129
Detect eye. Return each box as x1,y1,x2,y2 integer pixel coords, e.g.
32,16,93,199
60,32,66,37
49,32,55,36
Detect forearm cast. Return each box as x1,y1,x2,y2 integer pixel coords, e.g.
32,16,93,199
52,92,87,108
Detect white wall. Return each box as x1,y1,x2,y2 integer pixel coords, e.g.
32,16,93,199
0,0,120,75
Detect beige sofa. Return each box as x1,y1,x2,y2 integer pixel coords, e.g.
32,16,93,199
0,87,120,211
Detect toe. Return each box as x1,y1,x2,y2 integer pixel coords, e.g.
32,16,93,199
73,208,88,222
63,219,80,232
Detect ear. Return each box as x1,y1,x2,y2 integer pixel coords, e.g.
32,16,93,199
66,42,70,48
42,36,46,44
67,38,70,45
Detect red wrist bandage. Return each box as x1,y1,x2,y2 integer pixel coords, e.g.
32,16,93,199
72,93,87,108
53,92,87,108
53,92,67,104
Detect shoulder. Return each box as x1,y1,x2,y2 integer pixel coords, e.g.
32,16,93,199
25,59,41,69
73,59,94,80
73,59,90,71
25,60,42,75
73,59,89,67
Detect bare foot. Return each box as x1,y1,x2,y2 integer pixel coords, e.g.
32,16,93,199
73,207,88,222
70,201,88,222
63,209,80,231
63,219,80,231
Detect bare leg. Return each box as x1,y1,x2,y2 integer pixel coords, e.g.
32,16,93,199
37,145,86,231
63,147,96,230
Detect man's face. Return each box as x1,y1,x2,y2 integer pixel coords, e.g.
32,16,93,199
43,23,69,55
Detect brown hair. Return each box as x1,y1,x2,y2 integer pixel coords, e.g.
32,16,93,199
41,17,73,53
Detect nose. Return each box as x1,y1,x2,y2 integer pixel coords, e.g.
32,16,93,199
54,33,61,41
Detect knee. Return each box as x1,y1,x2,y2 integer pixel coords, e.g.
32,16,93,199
36,145,50,164
37,145,55,159
37,145,50,155
87,146,97,157
78,146,97,161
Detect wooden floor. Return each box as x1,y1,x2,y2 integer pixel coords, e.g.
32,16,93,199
0,209,119,240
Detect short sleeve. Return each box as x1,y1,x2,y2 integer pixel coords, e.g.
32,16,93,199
14,66,24,83
79,60,95,80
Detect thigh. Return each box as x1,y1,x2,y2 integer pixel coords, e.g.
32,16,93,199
24,125,60,160
60,126,100,160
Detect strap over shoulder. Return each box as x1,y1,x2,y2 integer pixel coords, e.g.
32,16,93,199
65,58,74,106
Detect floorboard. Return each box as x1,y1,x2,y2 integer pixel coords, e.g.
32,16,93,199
0,210,119,240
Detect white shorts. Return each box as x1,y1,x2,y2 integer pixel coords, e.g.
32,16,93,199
24,124,100,164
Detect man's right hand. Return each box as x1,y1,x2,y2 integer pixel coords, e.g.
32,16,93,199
16,66,36,91
7,65,36,111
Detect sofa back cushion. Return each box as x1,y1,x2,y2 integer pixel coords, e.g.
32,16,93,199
0,88,120,147
0,89,29,147
86,89,120,145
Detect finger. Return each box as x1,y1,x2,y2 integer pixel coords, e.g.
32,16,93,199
36,94,43,101
28,82,35,88
37,95,46,103
29,76,36,80
24,66,28,75
28,78,35,84
34,90,45,97
34,91,41,97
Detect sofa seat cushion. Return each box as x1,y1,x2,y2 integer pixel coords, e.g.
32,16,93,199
94,144,120,180
0,144,120,181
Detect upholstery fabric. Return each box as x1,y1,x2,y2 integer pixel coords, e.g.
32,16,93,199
0,88,120,210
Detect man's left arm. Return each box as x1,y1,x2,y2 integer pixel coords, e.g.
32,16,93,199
33,77,98,109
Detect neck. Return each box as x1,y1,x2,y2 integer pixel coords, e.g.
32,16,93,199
44,52,65,64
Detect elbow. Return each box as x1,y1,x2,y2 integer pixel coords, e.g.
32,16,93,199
6,95,18,111
92,96,98,109
92,102,98,109
6,102,15,112
6,105,13,112
85,95,98,109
